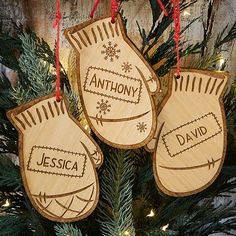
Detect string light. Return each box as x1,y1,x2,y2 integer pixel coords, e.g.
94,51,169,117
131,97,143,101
124,231,130,236
183,10,191,16
84,124,89,130
2,199,10,207
161,223,169,231
147,209,155,217
219,58,225,68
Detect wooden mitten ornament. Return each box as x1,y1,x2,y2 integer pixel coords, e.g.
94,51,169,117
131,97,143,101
64,14,160,149
7,93,103,222
147,69,228,196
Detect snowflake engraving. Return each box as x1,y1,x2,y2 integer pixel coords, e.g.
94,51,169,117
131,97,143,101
137,122,147,133
96,99,111,115
101,42,120,62
122,62,132,73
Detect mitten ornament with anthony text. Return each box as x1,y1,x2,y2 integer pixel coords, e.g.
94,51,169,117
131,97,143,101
147,69,228,196
7,93,103,222
64,14,160,149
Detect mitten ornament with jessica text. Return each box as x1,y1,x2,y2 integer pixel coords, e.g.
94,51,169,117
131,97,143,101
7,93,103,222
147,69,228,196
64,14,160,149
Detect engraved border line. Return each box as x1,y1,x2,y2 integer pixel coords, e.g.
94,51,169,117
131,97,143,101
159,157,221,171
27,146,87,178
162,112,222,157
83,66,142,104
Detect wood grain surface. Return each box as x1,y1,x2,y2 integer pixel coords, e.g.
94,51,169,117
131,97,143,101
65,14,160,149
7,93,103,222
147,69,229,196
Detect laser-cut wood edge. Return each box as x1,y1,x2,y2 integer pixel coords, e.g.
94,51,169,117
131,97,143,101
6,92,103,222
64,13,160,95
75,54,157,149
152,68,229,197
65,14,159,149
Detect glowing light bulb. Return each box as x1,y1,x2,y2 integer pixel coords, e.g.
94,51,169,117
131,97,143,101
84,124,89,130
2,199,10,207
161,223,169,231
124,231,130,236
219,58,225,67
183,10,191,16
147,209,155,217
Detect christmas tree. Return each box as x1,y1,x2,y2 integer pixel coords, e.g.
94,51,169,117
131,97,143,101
0,0,236,235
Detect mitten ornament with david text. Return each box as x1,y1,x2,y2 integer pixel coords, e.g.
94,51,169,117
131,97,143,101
7,93,103,222
148,69,228,196
64,14,160,149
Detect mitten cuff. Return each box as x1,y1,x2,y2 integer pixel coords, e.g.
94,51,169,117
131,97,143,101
171,70,229,97
64,15,123,53
7,94,67,132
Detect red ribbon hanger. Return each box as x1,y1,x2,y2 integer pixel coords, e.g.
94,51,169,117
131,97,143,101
90,0,119,23
157,0,181,78
90,0,180,77
53,0,62,101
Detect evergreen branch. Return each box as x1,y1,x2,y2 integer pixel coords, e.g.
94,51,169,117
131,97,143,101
0,75,18,154
98,149,135,236
22,192,49,236
140,0,197,53
0,189,48,236
0,24,30,89
189,51,222,69
0,155,22,191
191,20,236,71
142,228,178,236
216,22,236,48
30,31,71,92
134,151,236,235
0,129,18,155
11,33,53,104
149,17,200,66
200,0,215,57
224,83,236,135
0,191,26,222
174,202,236,235
141,196,236,235
54,224,84,236
0,214,30,236
0,24,70,92
65,91,83,120
155,42,202,76
0,32,22,72
0,74,16,109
